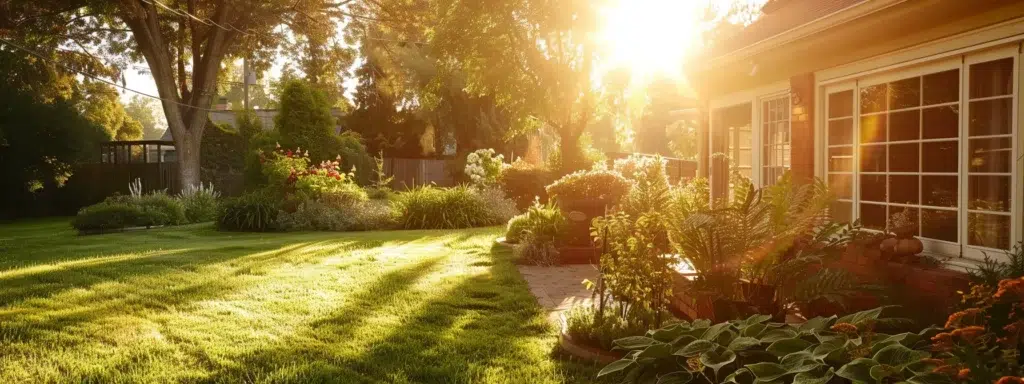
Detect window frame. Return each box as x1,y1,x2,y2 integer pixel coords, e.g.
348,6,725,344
817,45,1021,261
708,82,792,196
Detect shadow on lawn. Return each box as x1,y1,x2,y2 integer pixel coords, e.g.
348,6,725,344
201,236,607,384
0,229,447,346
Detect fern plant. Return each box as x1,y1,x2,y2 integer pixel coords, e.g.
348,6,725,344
666,172,872,320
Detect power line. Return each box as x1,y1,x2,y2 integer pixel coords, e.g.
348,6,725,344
0,37,217,112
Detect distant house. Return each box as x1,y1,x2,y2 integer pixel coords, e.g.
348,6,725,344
690,0,1024,266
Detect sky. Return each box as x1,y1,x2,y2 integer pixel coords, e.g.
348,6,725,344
120,0,765,107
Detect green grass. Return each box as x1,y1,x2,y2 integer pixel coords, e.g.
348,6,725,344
0,219,604,383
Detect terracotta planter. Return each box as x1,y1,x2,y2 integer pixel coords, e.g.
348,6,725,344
556,246,599,265
556,199,609,247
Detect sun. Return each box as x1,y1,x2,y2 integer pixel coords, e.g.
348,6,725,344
598,0,707,82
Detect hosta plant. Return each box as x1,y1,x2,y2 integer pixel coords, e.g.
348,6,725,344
596,306,945,384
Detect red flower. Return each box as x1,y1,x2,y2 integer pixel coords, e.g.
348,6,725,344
957,368,971,380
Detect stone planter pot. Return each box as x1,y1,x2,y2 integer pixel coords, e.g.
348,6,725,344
556,246,599,265
556,199,609,247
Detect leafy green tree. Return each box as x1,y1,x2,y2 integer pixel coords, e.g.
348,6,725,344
426,0,607,173
78,81,142,141
124,95,167,140
275,79,336,157
1,0,395,187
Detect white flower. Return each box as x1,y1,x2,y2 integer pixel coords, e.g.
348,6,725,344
467,153,480,163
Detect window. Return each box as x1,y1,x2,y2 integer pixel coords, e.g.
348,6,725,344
710,103,752,200
761,94,792,185
824,52,1017,258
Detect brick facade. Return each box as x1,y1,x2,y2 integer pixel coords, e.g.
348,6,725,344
789,73,815,183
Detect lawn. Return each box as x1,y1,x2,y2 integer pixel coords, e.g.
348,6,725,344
0,219,602,383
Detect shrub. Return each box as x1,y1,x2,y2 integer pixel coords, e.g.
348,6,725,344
512,200,567,265
545,169,630,205
216,190,279,231
498,160,553,209
394,185,507,229
505,214,529,243
71,202,146,231
348,199,399,231
598,307,935,384
464,148,506,187
275,79,337,161
134,192,187,226
178,183,221,223
277,200,353,231
200,123,246,177
259,146,367,204
477,186,519,224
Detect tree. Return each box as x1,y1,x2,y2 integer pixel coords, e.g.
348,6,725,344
426,0,607,174
124,95,167,140
78,81,142,141
1,0,389,187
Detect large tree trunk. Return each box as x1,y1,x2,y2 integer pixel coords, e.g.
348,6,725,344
558,127,584,175
175,129,202,189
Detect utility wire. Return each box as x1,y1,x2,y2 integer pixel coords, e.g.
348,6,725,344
0,37,218,112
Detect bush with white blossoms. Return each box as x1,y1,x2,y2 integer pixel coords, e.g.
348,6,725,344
464,148,507,187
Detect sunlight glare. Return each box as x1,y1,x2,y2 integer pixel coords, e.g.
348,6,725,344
598,0,706,81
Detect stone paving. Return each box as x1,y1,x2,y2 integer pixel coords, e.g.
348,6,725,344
517,264,599,328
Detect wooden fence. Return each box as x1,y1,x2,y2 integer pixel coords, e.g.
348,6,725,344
383,158,453,189
68,162,181,204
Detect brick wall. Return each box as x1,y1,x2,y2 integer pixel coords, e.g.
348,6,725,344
790,73,815,182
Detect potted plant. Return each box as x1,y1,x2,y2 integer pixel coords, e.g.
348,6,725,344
545,169,630,247
880,209,924,263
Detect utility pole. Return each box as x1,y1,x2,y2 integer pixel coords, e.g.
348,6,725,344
243,57,250,111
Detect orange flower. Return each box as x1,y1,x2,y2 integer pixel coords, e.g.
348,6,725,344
996,277,1024,299
945,308,984,328
830,322,858,334
951,326,986,343
933,364,958,376
957,368,971,379
996,377,1024,384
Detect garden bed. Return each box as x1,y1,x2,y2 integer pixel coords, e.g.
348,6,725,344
557,329,623,364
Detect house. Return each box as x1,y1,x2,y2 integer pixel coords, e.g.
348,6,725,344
691,0,1024,270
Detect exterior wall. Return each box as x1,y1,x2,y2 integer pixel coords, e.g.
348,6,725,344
696,3,1024,268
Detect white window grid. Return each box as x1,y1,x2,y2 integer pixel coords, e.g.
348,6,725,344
822,48,1019,260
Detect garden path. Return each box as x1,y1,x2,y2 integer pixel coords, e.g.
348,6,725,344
518,264,598,328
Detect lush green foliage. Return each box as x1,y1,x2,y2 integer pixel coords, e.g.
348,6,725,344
216,190,279,232
0,221,601,382
278,199,399,232
666,174,865,319
70,202,149,232
565,304,653,351
178,183,221,223
71,192,187,232
464,148,507,187
259,146,367,205
511,201,568,265
394,185,517,230
505,214,530,243
200,123,247,184
0,78,108,218
969,243,1024,286
275,80,339,161
546,169,630,205
499,160,554,210
598,307,943,384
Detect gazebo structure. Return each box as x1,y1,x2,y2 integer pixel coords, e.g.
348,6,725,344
69,140,181,204
100,140,177,165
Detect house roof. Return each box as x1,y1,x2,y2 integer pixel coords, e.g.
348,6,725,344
711,0,868,57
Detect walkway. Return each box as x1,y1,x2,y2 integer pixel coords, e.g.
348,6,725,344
517,264,599,328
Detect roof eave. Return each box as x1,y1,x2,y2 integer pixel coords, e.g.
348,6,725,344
693,0,908,73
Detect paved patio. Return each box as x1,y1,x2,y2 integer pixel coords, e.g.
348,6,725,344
517,264,599,328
